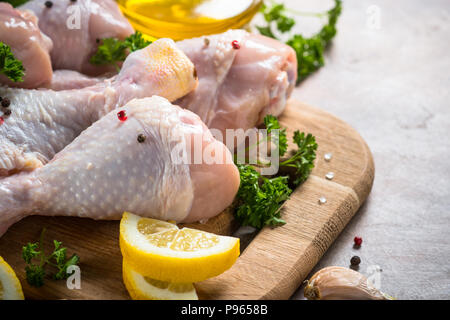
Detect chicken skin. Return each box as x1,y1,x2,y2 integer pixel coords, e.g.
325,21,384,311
0,96,240,237
0,39,197,175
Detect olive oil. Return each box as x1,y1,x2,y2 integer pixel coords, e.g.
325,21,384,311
117,0,262,40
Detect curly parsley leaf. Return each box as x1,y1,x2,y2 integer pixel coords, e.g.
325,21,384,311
124,31,152,52
21,229,80,287
89,38,128,66
54,253,80,280
22,242,40,264
90,31,151,66
50,239,80,280
263,3,296,33
24,265,46,288
257,0,342,83
0,42,25,82
282,131,318,186
235,164,291,229
234,116,318,229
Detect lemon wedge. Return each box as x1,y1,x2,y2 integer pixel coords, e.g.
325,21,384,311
0,256,24,300
123,260,198,300
119,212,240,283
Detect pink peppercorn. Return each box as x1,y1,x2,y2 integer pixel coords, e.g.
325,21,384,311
117,110,128,122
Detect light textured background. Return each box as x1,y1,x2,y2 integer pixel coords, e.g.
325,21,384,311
257,0,450,299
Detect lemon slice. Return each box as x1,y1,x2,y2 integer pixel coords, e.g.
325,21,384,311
123,260,198,300
0,256,24,300
120,212,240,283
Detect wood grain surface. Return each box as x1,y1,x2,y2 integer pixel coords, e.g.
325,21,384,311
0,100,374,300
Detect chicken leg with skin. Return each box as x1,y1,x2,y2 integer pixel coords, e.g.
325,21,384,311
175,29,297,135
0,3,107,90
20,0,134,76
42,30,298,130
0,96,240,237
0,39,197,176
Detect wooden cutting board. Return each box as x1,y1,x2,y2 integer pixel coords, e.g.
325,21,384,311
0,100,374,300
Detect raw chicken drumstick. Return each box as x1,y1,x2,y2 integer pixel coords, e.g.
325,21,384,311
0,3,53,88
175,29,298,134
0,39,197,176
0,3,108,90
42,30,298,131
20,0,134,75
0,96,240,237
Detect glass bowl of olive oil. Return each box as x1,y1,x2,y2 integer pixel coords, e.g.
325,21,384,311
117,0,262,41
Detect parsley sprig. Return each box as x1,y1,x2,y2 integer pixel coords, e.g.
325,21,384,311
22,228,80,287
234,116,318,229
281,131,318,186
235,164,291,229
257,0,342,83
264,115,288,157
90,31,152,68
0,42,25,82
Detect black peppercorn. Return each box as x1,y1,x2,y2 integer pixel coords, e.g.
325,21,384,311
44,1,53,8
3,109,11,116
350,256,361,266
137,134,146,143
1,98,10,108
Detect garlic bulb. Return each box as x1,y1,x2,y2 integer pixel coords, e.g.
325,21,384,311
304,266,394,300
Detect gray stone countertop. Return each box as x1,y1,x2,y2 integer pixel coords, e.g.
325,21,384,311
267,0,450,299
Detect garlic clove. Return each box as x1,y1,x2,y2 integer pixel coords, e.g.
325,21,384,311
304,266,394,300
